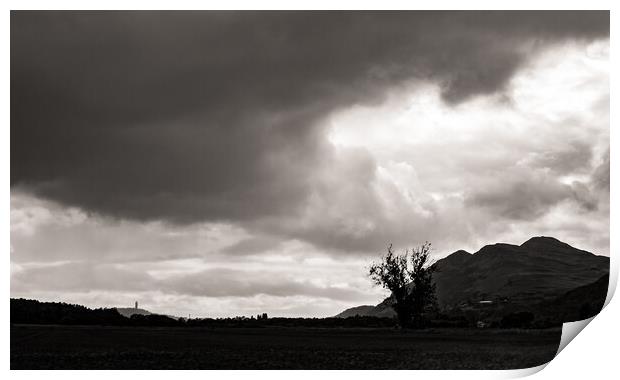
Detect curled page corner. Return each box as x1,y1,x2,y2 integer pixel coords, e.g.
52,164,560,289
506,362,550,378
604,263,618,308
556,316,596,355
554,265,616,360
513,316,598,378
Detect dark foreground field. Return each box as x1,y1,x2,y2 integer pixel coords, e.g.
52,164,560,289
11,324,561,370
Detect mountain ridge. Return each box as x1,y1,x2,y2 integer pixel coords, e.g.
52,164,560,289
336,236,609,321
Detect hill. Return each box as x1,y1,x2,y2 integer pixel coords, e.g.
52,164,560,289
334,304,395,318
10,298,180,326
10,298,128,325
334,305,375,318
538,273,609,323
433,236,608,308
336,236,609,324
116,307,152,318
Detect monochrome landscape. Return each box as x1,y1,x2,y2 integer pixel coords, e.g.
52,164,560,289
10,11,609,370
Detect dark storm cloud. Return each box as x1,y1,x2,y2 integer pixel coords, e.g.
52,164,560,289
465,175,566,221
11,11,609,228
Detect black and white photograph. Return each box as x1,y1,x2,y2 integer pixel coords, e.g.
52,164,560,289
9,9,611,370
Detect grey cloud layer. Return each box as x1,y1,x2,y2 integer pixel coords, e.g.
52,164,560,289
11,11,609,234
11,262,369,301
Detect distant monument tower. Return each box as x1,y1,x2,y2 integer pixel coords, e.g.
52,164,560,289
135,301,138,309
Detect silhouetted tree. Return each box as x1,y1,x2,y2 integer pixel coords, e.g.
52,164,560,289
368,243,437,328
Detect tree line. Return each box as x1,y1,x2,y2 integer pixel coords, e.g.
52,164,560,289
10,298,398,328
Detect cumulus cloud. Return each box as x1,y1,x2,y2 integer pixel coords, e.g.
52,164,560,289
322,39,609,255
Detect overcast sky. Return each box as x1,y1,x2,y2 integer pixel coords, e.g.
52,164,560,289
10,11,609,317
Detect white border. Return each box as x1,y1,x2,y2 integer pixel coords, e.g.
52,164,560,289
3,2,616,379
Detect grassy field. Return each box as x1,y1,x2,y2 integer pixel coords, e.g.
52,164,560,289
11,324,561,369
